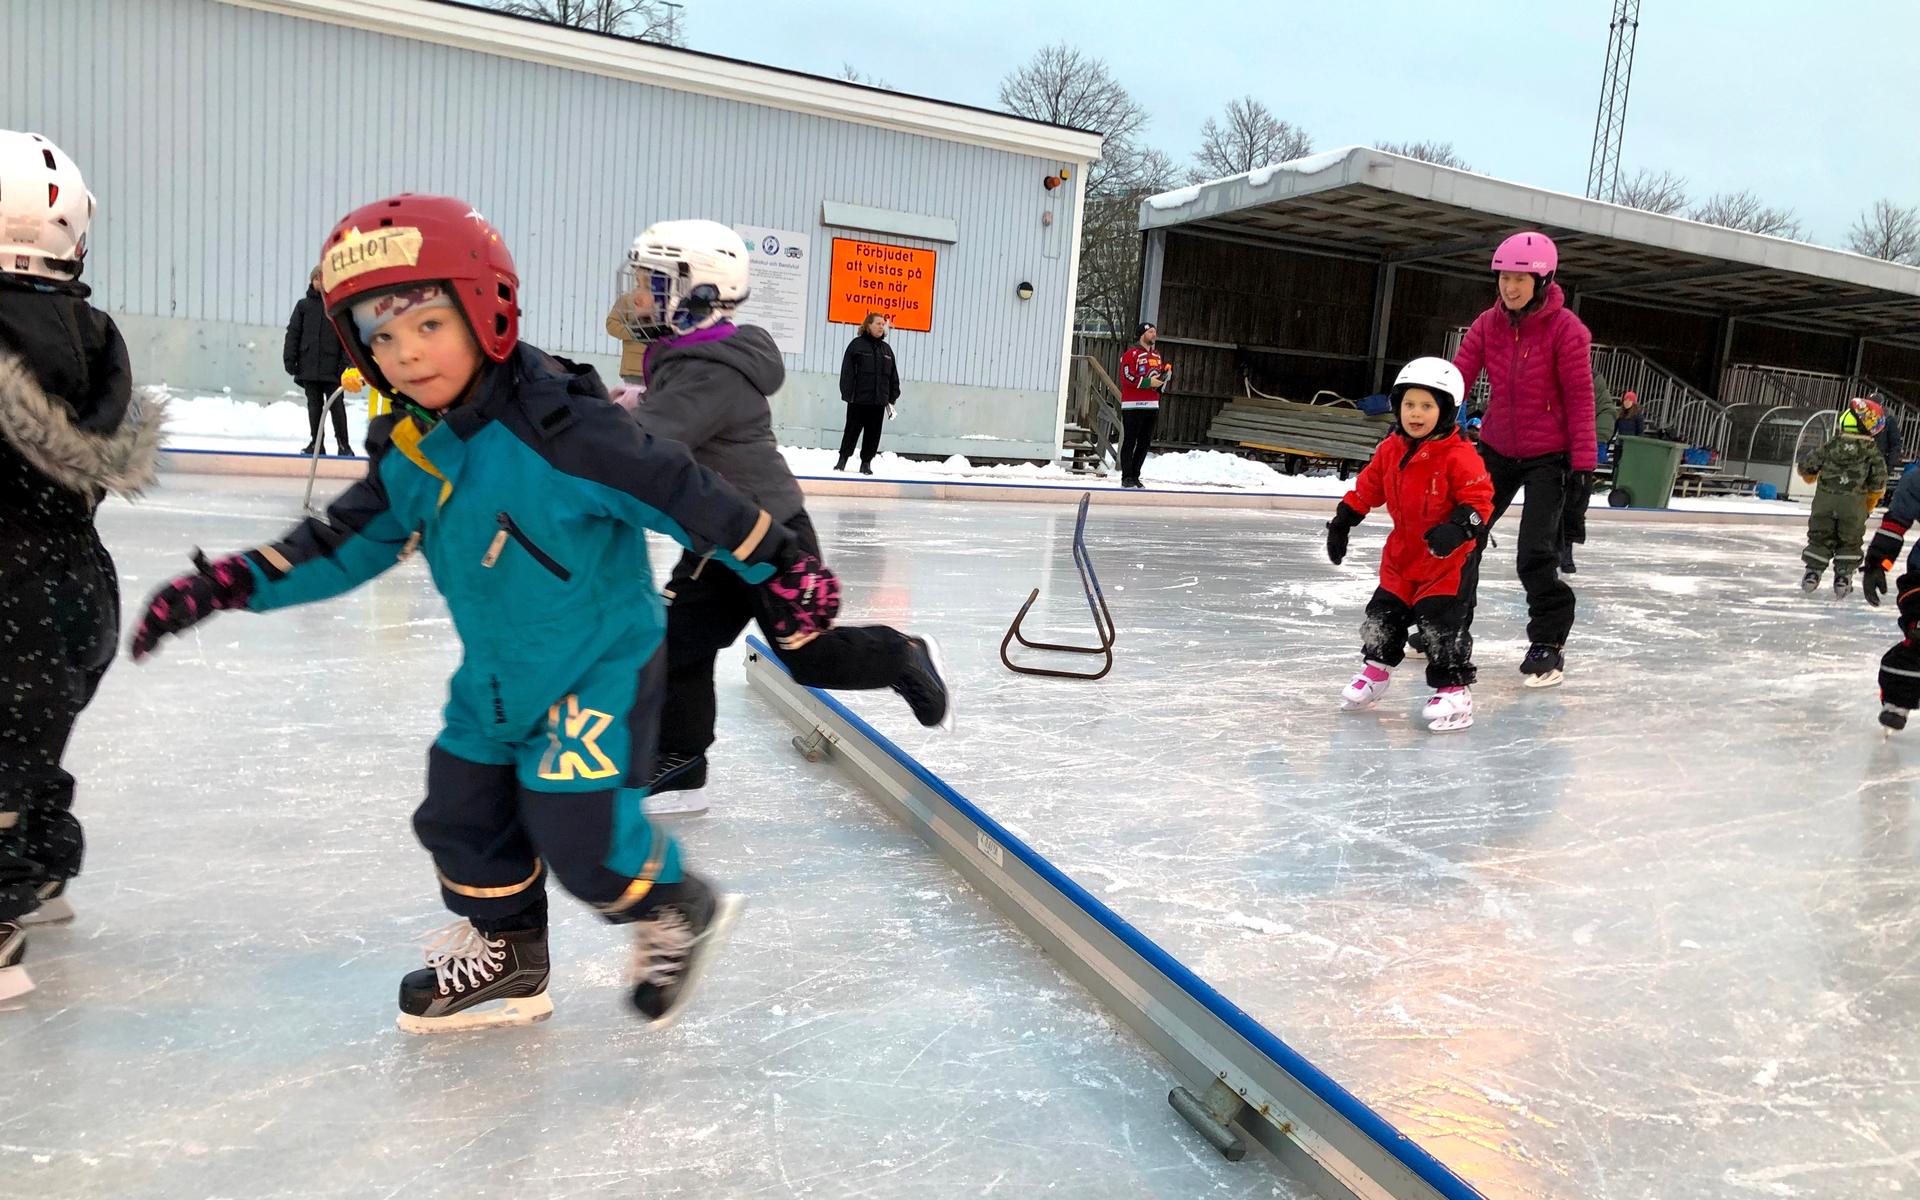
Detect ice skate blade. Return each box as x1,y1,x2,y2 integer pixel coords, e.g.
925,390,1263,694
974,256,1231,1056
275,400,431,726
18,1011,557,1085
1339,696,1381,712
645,794,710,817
0,964,34,1001
647,894,744,1031
396,991,554,1035
1428,714,1475,733
22,896,74,925
1522,670,1564,689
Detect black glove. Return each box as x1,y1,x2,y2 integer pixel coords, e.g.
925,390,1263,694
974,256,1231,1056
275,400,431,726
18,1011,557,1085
1865,562,1888,607
1563,471,1593,544
1325,501,1362,566
1423,505,1482,558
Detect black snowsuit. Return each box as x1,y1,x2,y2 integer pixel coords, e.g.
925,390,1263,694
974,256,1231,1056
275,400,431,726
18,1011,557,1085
0,276,163,920
636,324,912,762
283,285,351,453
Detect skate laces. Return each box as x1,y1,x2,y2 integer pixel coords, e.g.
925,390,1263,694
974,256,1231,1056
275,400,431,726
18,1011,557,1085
631,907,695,987
420,921,506,995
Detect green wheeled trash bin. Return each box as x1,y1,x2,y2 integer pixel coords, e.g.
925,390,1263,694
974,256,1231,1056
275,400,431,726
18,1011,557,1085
1607,434,1686,509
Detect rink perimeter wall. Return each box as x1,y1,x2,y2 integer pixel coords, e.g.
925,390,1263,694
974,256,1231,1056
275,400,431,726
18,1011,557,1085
2,0,1101,461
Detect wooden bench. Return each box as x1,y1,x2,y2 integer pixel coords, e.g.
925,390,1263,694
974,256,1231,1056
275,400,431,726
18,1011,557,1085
1207,395,1392,472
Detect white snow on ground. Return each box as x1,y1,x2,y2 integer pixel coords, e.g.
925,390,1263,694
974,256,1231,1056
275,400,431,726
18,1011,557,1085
152,391,1813,513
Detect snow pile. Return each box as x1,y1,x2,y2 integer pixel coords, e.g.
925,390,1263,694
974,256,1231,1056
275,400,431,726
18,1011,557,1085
1246,148,1352,187
1144,185,1203,211
157,387,372,455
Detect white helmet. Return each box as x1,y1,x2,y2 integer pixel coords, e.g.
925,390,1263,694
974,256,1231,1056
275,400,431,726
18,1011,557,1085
1391,356,1466,414
622,219,751,340
0,131,95,280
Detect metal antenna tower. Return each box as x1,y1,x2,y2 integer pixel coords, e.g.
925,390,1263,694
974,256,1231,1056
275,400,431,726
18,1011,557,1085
1585,0,1642,202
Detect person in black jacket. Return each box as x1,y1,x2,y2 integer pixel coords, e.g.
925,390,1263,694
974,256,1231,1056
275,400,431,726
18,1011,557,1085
0,131,165,997
835,312,899,474
283,266,352,455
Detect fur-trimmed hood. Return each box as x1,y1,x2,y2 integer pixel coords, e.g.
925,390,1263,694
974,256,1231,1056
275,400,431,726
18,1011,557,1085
0,350,167,499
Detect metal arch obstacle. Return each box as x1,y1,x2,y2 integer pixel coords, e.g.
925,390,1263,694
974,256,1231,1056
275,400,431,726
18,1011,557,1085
1000,492,1117,680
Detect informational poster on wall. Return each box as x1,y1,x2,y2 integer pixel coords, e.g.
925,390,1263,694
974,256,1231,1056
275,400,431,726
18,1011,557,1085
730,224,811,355
827,238,937,332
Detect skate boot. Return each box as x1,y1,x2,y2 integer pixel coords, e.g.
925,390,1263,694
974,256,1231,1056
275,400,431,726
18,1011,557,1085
1405,627,1429,659
1801,568,1822,594
396,920,552,1035
833,455,848,472
892,636,952,731
1341,661,1392,710
628,872,744,1028
21,879,73,926
645,751,709,817
1834,571,1855,599
1559,542,1577,574
1520,643,1565,689
0,921,30,1000
1881,703,1910,732
1423,687,1475,733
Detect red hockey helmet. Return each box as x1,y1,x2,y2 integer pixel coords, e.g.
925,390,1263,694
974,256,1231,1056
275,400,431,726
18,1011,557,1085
317,194,519,391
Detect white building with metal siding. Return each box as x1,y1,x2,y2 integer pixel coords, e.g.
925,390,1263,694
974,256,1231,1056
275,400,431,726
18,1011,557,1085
2,0,1101,458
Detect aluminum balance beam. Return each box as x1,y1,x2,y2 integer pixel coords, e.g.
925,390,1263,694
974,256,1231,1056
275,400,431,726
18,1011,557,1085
742,636,1485,1200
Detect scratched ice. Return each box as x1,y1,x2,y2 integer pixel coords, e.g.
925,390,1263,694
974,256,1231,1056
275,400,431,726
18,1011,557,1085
1,476,1302,1200
7,474,1916,1200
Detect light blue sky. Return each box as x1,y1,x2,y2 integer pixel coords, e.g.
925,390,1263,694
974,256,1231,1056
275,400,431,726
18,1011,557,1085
686,1,1920,248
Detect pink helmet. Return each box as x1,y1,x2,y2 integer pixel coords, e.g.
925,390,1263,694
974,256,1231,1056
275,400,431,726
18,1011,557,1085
1491,231,1557,275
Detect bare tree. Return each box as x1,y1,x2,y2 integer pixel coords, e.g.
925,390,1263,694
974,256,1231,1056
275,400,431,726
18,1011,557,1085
1613,167,1690,214
1373,140,1470,171
998,43,1150,197
490,0,685,44
999,44,1178,333
1688,190,1803,239
1191,96,1312,181
1847,199,1920,264
838,62,894,90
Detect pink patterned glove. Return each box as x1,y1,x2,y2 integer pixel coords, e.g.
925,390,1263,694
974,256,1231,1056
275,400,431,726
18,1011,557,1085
760,552,840,650
130,551,255,661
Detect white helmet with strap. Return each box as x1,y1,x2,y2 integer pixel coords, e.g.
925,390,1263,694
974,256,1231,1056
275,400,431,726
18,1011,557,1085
622,219,751,341
1392,356,1466,408
0,131,95,280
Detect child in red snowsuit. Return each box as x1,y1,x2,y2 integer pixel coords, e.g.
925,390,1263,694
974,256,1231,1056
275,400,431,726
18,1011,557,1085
1326,357,1495,731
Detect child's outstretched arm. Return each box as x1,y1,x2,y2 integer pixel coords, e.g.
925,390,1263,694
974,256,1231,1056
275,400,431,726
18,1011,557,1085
131,419,413,658
1327,442,1391,564
1865,468,1920,606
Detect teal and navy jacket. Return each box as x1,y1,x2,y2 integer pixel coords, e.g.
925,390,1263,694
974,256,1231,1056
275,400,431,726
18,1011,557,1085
240,344,786,742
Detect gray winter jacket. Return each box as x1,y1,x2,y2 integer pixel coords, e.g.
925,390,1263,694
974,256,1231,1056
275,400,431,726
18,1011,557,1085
634,323,806,523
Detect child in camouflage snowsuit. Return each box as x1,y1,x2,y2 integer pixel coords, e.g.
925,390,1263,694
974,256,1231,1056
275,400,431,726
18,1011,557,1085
1799,398,1889,598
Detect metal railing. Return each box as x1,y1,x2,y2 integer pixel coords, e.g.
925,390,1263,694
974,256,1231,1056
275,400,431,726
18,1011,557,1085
1441,329,1732,456
1066,355,1123,472
1720,363,1919,465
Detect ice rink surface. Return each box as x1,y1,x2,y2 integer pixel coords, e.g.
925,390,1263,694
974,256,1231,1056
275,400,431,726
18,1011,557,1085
6,474,1915,1200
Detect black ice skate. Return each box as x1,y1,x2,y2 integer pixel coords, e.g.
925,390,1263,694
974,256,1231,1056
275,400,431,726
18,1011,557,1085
628,874,743,1028
0,921,30,1000
1882,704,1910,732
1559,542,1577,574
1520,643,1565,689
1801,568,1822,594
396,921,552,1035
892,636,953,731
1834,572,1854,599
22,879,74,926
645,752,710,817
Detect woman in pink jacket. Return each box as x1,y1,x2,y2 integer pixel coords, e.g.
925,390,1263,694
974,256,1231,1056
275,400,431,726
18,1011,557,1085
1451,232,1596,688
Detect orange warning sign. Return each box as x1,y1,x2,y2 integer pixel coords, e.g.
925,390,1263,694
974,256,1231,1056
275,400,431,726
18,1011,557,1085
827,238,937,332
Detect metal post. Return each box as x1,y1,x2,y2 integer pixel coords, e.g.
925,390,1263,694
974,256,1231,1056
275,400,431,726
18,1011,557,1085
1368,262,1397,394
302,388,346,516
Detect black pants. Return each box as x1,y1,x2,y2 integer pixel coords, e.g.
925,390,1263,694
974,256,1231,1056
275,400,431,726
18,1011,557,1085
1120,408,1158,482
411,647,681,930
837,405,885,465
0,537,117,920
1470,445,1576,647
1361,587,1476,689
303,382,350,452
659,510,912,758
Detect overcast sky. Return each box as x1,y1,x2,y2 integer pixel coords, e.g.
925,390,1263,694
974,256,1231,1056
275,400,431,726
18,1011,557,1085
681,0,1920,248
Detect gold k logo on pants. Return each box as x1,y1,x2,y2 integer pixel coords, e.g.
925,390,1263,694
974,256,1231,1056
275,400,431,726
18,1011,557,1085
538,696,619,781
